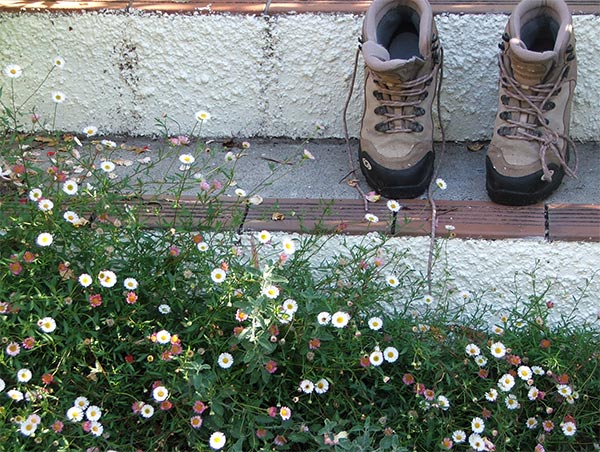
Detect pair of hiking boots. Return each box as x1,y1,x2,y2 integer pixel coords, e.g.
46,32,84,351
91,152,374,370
359,0,577,206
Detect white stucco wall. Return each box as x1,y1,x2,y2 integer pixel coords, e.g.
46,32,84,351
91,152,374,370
258,232,600,328
0,10,598,141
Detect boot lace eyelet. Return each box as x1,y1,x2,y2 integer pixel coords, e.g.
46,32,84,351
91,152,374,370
375,122,391,133
410,122,423,133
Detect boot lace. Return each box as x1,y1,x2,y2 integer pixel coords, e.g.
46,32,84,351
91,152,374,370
370,68,435,134
497,54,577,182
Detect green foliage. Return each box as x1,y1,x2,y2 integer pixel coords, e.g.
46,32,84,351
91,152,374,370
0,60,599,452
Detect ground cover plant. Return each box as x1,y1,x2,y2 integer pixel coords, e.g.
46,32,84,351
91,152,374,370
1,60,599,452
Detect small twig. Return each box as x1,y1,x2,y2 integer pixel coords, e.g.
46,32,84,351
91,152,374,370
342,46,369,211
260,156,294,166
426,48,446,294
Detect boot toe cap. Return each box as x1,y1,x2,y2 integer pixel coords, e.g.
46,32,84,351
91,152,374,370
359,150,434,199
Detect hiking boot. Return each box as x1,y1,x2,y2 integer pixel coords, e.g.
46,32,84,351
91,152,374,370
359,0,442,199
486,0,577,206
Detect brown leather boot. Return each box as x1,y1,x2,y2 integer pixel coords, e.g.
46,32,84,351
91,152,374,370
486,0,577,206
359,0,442,199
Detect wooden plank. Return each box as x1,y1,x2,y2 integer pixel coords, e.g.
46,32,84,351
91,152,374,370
547,203,600,242
1,0,597,14
394,199,547,240
116,195,247,230
266,1,598,14
131,1,265,14
244,198,393,235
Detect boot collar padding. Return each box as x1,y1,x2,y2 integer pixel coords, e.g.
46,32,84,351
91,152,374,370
363,0,434,60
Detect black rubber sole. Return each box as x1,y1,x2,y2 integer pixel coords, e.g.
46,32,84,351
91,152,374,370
359,149,434,199
485,156,566,206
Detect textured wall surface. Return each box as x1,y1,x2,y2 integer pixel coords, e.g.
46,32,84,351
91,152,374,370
257,232,600,327
0,11,598,141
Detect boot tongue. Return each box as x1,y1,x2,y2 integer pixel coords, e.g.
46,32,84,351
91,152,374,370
508,38,557,86
362,41,426,82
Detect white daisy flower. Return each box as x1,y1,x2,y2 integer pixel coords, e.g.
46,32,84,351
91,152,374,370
86,405,102,421
490,341,506,358
53,56,65,68
195,110,211,122
89,420,103,437
517,365,532,381
78,273,92,287
67,406,84,422
17,368,32,383
498,374,515,392
556,384,572,398
386,200,401,212
526,417,538,429
452,430,466,443
528,386,540,401
64,211,80,223
98,270,117,288
74,396,90,409
4,64,22,78
101,139,117,148
140,403,154,418
314,378,329,394
437,395,450,410
369,349,384,366
179,154,195,165
197,241,209,252
38,317,57,333
471,416,485,433
465,343,481,357
368,316,383,331
83,126,98,137
152,386,169,402
209,431,226,450
299,379,314,394
435,178,447,190
52,91,66,103
485,388,498,402
317,311,331,325
505,394,520,410
217,352,234,369
561,421,576,436
210,268,226,284
385,274,399,288
474,355,488,367
261,285,279,299
36,232,53,247
531,365,545,376
38,199,54,211
468,433,486,452
100,161,115,173
123,277,138,290
234,188,246,197
282,298,298,314
7,389,24,401
29,188,43,202
257,230,271,244
155,330,171,344
331,311,350,328
364,213,379,223
0,378,5,392
20,421,37,436
383,346,399,363
422,294,435,305
281,236,296,255
158,304,171,314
